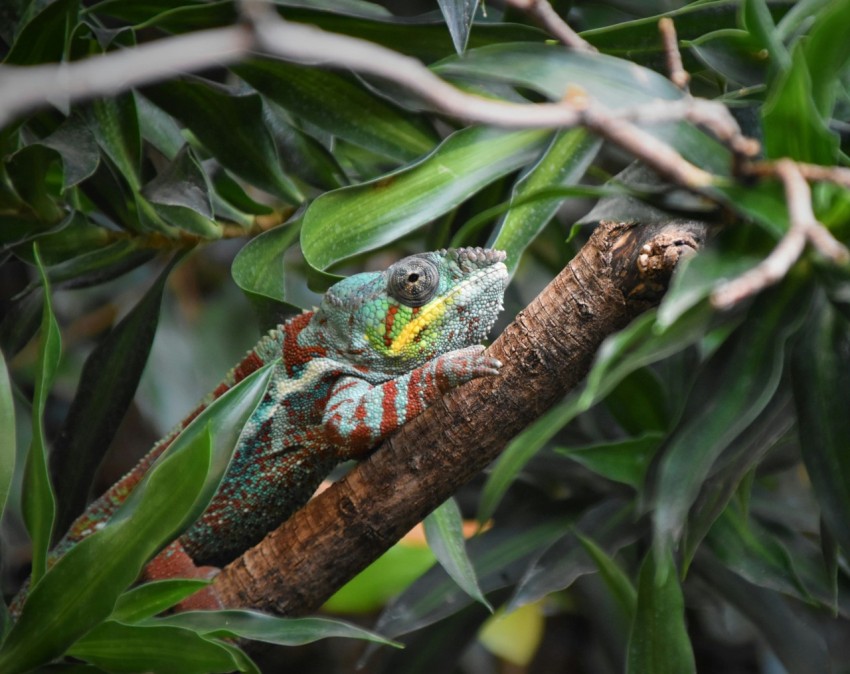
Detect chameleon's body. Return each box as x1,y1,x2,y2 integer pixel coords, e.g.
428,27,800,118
57,248,508,571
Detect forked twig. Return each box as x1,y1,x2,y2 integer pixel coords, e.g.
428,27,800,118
712,159,850,309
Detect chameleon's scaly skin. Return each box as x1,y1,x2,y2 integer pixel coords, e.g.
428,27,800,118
58,248,508,568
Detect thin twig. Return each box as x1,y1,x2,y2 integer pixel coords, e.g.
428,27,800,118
712,159,850,309
582,106,713,187
504,0,597,52
0,25,254,128
609,98,759,159
0,7,724,190
659,17,689,91
746,160,850,190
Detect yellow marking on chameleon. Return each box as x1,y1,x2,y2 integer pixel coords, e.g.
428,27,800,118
389,297,450,354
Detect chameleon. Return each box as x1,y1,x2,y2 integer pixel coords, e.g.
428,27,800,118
51,247,508,583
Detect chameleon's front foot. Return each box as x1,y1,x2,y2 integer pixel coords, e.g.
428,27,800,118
435,344,502,389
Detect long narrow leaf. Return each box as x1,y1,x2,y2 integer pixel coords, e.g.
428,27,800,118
235,61,437,162
301,127,550,270
22,246,61,585
52,253,184,538
627,549,695,674
695,550,830,674
0,364,273,673
68,620,247,674
424,498,491,610
792,294,850,557
0,428,212,674
0,350,15,521
437,0,479,54
110,580,211,624
375,516,569,638
156,609,399,648
489,128,601,275
653,281,809,554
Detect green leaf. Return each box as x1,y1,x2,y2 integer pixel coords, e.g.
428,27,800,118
140,145,221,238
22,246,61,585
6,144,65,223
235,60,437,163
4,0,80,66
792,294,850,558
156,609,399,648
657,247,763,328
0,364,273,673
695,551,830,674
301,126,549,270
0,428,212,674
0,350,15,521
375,516,569,638
682,389,795,567
686,28,769,88
42,240,156,290
51,254,183,538
437,0,479,54
264,105,349,191
143,79,303,204
653,281,808,554
111,580,212,624
67,620,247,674
626,549,696,674
800,0,850,118
434,43,730,173
705,506,810,600
324,543,435,614
274,9,545,64
604,367,670,435
742,0,790,73
761,42,838,163
556,432,664,491
231,220,301,306
38,114,101,188
581,0,784,70
424,498,491,610
509,500,639,610
575,531,637,619
84,94,142,191
488,129,601,275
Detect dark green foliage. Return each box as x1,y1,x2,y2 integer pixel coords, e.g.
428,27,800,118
2,0,850,671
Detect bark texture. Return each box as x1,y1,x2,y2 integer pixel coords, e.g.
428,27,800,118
212,219,708,615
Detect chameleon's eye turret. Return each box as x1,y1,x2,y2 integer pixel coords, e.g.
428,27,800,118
387,257,439,307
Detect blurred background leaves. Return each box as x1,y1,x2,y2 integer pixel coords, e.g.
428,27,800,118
2,0,850,672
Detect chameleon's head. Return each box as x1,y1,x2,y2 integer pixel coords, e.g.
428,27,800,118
318,248,508,374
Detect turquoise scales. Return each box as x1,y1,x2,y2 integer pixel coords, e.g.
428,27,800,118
60,248,508,568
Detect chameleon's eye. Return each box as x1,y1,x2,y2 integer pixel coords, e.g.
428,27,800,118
387,257,439,307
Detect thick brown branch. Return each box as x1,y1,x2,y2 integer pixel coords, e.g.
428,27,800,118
212,219,707,616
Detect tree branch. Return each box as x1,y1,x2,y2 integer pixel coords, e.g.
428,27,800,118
0,6,748,192
211,218,708,616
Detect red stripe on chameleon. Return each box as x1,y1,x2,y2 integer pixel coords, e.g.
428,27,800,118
380,379,399,436
283,311,326,376
384,305,399,348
